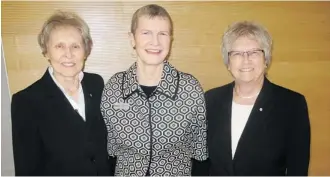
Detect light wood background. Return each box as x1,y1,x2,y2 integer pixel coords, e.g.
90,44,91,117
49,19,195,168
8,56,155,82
2,1,330,175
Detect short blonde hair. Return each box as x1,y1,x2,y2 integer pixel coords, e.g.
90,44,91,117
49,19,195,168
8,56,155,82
38,10,93,57
221,21,273,67
130,4,173,36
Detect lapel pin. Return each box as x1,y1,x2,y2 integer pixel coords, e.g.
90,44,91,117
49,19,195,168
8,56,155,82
259,108,263,111
89,94,92,97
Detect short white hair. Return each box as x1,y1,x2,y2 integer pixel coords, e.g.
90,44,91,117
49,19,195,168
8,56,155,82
221,21,273,67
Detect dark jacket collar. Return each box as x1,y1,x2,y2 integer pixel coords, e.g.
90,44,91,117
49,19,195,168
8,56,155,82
39,69,94,123
122,61,180,100
40,69,91,97
40,70,66,98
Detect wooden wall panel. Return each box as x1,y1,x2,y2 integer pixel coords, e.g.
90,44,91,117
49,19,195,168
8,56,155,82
2,1,330,175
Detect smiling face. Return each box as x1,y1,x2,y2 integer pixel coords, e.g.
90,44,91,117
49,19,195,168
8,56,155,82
45,25,86,79
130,15,171,66
227,36,267,84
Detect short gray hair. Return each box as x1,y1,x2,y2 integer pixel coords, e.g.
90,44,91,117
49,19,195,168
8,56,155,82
221,21,273,67
38,10,93,57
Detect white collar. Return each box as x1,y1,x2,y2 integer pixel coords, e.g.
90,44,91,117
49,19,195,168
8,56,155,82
48,66,84,93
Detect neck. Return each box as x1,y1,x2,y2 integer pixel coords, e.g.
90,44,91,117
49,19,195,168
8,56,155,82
53,72,80,94
136,60,163,86
234,76,264,99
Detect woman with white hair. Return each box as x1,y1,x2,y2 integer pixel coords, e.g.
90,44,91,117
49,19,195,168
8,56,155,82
11,11,110,176
205,21,310,175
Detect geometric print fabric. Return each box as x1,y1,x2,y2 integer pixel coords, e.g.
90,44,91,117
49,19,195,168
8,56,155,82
101,61,208,176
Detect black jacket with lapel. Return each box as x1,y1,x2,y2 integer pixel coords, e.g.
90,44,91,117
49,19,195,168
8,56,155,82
205,78,310,176
11,70,111,176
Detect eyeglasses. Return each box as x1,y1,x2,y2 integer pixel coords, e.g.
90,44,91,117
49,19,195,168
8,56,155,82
228,49,264,60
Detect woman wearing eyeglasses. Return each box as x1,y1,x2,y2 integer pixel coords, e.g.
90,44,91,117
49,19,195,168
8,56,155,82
204,21,311,176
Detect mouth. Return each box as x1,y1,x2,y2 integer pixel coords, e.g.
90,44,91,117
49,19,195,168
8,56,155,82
145,49,162,55
239,68,254,72
61,62,76,67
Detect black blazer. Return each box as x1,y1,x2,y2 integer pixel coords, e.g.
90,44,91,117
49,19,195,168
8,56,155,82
205,78,310,176
11,70,111,176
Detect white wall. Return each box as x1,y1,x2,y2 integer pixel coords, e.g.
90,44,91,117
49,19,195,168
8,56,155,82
1,42,15,176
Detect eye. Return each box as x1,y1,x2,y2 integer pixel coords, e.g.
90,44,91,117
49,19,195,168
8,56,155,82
250,51,258,55
232,52,241,56
72,45,81,49
249,51,261,58
55,44,64,49
159,32,169,36
142,31,150,35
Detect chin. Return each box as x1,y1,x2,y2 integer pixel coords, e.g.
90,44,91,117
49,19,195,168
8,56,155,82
236,77,255,83
141,58,165,66
58,70,81,78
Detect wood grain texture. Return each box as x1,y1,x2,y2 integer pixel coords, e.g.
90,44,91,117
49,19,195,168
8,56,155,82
2,1,330,175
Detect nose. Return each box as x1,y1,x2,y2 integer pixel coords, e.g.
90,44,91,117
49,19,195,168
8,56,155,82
151,34,160,46
242,52,251,63
65,47,73,58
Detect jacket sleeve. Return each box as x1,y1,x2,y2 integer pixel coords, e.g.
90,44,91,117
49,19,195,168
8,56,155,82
100,78,119,158
190,80,208,161
190,80,209,175
11,93,43,176
286,95,311,176
191,158,209,176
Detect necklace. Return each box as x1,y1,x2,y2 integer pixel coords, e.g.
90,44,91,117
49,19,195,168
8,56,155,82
234,88,260,99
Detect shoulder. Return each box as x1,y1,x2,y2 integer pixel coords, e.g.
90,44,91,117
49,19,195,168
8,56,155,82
12,77,45,100
268,81,309,129
178,71,204,91
270,81,306,103
205,82,233,99
106,71,125,83
83,72,104,86
104,71,125,89
11,78,44,107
